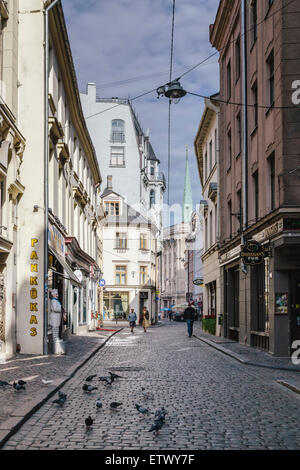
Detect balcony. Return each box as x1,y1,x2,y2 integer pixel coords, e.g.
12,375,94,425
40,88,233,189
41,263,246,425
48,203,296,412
142,170,166,188
110,132,125,143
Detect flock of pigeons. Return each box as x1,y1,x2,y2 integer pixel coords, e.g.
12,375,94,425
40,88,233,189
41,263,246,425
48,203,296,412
1,370,167,435
51,372,167,434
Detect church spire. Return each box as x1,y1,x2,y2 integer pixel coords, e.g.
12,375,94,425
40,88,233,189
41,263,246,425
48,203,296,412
182,146,193,223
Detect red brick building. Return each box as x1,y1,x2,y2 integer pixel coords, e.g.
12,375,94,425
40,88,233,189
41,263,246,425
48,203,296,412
210,0,300,356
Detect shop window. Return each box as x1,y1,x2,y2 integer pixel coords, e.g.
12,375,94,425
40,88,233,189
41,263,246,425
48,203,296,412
103,291,129,320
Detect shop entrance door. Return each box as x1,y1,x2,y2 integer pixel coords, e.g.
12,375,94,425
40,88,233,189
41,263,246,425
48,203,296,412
290,272,300,349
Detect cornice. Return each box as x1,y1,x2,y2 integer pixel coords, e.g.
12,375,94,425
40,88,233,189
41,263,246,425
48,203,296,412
210,0,236,51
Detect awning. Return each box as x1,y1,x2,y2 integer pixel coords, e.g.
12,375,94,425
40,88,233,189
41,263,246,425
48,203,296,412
49,246,81,285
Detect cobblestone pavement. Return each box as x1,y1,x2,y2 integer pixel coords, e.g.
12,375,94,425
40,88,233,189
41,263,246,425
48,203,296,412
0,329,117,426
2,321,300,450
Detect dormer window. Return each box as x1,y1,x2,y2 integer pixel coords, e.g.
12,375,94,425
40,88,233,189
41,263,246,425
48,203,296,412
105,201,120,216
150,164,155,176
111,119,125,143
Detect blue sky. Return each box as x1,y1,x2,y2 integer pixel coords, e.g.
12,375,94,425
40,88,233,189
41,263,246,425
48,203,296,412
62,0,220,218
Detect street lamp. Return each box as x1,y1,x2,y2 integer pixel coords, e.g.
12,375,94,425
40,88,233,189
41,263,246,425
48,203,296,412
156,79,187,104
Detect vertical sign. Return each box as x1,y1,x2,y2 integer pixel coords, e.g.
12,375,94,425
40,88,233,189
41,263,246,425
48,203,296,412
29,238,39,336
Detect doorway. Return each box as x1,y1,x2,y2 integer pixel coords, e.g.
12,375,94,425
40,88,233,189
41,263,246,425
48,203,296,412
290,271,300,349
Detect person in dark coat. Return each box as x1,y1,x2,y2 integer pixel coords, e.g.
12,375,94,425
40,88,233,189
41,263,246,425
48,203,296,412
184,302,196,338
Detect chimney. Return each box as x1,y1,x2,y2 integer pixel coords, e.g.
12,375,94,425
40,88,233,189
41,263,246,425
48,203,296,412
107,175,112,190
87,83,97,102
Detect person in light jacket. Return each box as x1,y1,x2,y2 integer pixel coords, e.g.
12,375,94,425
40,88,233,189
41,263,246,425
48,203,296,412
128,308,137,333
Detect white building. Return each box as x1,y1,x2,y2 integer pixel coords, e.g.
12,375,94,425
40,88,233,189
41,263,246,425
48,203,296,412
101,176,158,323
80,85,165,322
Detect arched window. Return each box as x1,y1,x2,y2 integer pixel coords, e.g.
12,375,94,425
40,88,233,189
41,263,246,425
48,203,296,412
150,189,155,208
111,119,125,143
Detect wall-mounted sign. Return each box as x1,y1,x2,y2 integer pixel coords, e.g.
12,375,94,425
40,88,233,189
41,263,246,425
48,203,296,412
193,278,203,286
99,279,106,287
275,293,288,314
29,238,40,337
241,240,265,266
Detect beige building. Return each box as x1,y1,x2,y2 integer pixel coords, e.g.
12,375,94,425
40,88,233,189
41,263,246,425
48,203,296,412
194,95,221,335
0,1,26,359
15,0,103,355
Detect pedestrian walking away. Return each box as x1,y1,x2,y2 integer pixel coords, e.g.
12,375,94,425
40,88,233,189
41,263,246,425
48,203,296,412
184,302,196,338
128,308,137,333
168,309,172,321
141,306,150,332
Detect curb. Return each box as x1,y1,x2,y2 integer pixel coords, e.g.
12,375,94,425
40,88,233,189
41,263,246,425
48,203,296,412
277,380,300,395
0,328,122,450
193,333,300,372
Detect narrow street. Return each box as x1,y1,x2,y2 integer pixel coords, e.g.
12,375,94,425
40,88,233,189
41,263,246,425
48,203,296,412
2,322,300,450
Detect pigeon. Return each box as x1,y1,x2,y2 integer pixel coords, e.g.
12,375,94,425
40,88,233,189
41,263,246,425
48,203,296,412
0,380,11,387
96,399,103,410
82,384,98,392
135,404,150,415
85,375,97,382
52,391,67,406
85,416,93,431
42,379,53,385
17,380,27,386
149,419,163,433
154,407,167,422
110,402,122,409
99,375,113,385
13,381,25,391
109,372,122,379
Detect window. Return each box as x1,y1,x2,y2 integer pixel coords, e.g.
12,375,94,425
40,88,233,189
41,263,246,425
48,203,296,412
236,112,242,156
105,201,120,216
235,37,241,81
140,233,148,250
227,129,232,170
209,140,213,173
227,61,232,101
150,189,155,208
214,129,218,162
110,147,125,167
116,232,127,249
267,51,274,107
251,0,257,46
237,190,242,232
209,210,213,247
253,171,259,221
228,200,232,238
204,151,208,181
140,266,148,285
269,153,275,210
150,164,155,176
111,119,125,143
252,82,258,129
115,266,127,285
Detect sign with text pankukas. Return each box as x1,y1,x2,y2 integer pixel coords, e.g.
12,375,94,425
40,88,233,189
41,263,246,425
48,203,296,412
241,240,265,266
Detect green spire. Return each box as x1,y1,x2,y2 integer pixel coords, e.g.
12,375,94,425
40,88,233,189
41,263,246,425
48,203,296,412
182,147,193,223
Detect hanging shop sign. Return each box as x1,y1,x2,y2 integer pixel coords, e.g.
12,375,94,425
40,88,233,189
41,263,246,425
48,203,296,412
193,278,203,286
29,238,40,337
240,240,265,266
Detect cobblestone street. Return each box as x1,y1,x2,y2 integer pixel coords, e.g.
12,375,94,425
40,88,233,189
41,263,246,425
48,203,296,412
2,321,300,450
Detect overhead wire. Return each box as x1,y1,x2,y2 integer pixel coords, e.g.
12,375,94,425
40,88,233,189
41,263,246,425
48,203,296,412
167,0,176,207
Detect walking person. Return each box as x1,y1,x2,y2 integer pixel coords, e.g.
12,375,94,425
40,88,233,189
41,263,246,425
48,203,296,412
128,308,137,333
184,302,196,338
141,306,150,333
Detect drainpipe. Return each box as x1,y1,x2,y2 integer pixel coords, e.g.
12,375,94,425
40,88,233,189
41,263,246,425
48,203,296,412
241,0,249,341
43,0,60,355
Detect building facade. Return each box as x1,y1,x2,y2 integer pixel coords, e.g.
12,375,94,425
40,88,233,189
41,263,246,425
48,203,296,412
101,176,158,323
0,0,26,359
16,0,103,355
210,0,300,355
194,95,221,335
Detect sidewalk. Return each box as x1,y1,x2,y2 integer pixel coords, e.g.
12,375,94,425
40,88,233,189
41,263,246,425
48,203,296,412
193,322,300,393
0,328,122,447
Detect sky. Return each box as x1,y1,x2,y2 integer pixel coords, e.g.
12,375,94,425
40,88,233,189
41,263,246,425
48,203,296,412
62,0,220,222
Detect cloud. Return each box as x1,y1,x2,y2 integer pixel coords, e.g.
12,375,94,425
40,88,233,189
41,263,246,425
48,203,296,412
62,0,220,223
